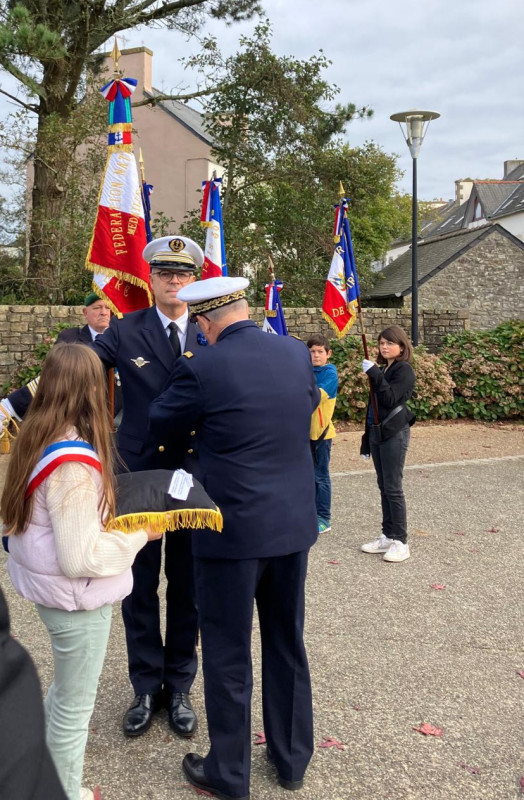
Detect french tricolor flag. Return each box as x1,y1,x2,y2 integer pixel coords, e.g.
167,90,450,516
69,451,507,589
200,176,227,279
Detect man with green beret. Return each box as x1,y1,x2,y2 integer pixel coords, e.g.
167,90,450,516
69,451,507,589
56,292,111,344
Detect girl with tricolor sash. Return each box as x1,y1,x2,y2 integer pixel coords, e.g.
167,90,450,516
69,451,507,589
1,343,161,800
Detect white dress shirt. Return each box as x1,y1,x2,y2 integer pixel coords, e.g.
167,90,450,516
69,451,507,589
155,307,189,353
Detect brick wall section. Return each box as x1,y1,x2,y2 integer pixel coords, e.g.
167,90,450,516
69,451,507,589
408,231,524,329
0,305,470,388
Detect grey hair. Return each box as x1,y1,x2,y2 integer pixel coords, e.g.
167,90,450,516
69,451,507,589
203,298,248,322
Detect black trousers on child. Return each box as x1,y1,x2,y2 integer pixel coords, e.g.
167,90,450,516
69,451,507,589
370,426,410,544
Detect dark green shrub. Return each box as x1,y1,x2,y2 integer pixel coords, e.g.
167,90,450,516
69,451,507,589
439,320,524,420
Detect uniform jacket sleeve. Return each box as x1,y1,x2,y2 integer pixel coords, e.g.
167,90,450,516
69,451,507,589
89,316,120,369
149,355,204,439
366,362,415,409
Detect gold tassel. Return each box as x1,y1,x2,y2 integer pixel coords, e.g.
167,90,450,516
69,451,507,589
107,507,223,535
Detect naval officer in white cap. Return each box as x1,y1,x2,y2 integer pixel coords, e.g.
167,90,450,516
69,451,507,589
150,276,320,800
91,235,206,741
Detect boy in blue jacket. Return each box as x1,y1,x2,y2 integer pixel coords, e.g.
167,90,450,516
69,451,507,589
308,334,338,533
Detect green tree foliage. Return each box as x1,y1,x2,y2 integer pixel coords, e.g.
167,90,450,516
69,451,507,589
181,22,411,305
0,0,261,296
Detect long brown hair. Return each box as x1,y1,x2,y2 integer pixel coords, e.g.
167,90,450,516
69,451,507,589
376,325,413,365
1,343,115,534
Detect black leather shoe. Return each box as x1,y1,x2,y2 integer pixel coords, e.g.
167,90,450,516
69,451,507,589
278,776,304,791
167,691,198,737
267,748,304,790
182,753,250,800
122,693,163,737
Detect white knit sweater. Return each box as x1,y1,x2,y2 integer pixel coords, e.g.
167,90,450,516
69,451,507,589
46,461,147,578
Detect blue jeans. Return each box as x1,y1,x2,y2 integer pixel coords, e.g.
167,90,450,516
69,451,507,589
370,427,410,543
311,439,332,524
36,603,113,800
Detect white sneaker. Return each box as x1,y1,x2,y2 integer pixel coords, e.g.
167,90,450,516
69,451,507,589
382,540,410,562
361,534,393,554
80,789,94,800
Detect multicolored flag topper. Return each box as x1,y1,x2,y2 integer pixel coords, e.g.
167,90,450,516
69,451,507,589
262,257,288,336
322,191,360,338
200,175,228,279
85,41,152,315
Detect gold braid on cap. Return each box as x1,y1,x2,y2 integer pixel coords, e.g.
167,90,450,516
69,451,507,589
190,289,247,315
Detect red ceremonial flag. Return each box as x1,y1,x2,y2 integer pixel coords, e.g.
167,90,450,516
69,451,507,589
85,75,152,315
322,197,360,338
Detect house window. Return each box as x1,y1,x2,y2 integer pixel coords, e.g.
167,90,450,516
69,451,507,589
473,199,484,221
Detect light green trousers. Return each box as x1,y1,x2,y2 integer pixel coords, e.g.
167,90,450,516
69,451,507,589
36,603,113,800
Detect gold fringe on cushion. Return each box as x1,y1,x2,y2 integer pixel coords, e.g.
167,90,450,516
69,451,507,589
0,405,20,454
107,507,223,535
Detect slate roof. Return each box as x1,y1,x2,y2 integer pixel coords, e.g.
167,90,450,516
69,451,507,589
504,162,524,181
474,182,519,215
145,89,213,145
366,225,504,299
491,182,524,219
422,203,468,238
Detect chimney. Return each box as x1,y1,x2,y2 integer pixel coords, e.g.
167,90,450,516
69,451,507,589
503,160,524,178
454,178,474,205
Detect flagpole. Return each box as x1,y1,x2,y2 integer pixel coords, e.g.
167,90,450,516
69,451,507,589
338,182,379,425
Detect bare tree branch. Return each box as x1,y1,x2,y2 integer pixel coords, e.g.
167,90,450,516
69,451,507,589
0,86,38,113
132,85,221,107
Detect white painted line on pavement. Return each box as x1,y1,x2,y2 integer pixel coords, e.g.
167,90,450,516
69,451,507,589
332,454,524,478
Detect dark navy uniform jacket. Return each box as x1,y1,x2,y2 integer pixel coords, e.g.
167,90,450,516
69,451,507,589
91,305,202,472
149,320,320,560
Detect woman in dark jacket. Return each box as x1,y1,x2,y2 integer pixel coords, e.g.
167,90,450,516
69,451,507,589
360,326,415,563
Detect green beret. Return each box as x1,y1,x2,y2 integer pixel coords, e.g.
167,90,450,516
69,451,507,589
84,291,100,307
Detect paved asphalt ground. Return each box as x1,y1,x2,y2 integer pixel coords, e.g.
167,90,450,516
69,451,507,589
1,423,523,800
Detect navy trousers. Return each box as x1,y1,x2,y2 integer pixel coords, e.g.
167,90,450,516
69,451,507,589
370,426,410,543
121,530,198,694
194,550,314,799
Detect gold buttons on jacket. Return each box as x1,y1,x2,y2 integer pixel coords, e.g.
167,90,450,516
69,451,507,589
187,448,194,454
158,445,165,452
190,430,196,436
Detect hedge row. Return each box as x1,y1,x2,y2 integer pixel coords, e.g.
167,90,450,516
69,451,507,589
330,320,523,422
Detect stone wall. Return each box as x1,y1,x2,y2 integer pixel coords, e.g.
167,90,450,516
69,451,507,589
0,304,471,389
413,230,524,329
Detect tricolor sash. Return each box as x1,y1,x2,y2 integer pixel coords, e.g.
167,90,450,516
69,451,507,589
25,441,102,498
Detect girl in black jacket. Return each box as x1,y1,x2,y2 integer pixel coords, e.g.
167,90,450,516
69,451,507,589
360,326,415,563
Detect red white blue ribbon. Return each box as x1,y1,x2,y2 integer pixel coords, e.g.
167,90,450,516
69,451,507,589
25,441,102,498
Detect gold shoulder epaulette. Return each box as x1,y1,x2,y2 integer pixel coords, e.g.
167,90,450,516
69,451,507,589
183,351,194,358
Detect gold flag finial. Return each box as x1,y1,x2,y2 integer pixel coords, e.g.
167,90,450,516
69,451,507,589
338,181,345,199
139,148,145,183
268,255,276,282
111,38,122,75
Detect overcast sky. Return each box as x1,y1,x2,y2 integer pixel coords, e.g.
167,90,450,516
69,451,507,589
119,0,524,201
0,0,522,202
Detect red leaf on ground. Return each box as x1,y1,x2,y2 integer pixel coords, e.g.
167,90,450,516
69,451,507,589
430,583,446,590
516,670,524,679
469,548,480,553
93,789,102,800
253,731,266,745
520,776,524,793
459,763,481,774
486,527,500,532
318,736,345,750
327,559,340,565
453,531,466,536
413,723,443,737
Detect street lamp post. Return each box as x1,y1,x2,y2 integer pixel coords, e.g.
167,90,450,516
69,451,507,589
390,110,440,346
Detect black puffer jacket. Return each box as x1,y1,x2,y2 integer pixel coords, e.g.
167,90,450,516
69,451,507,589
360,360,416,455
